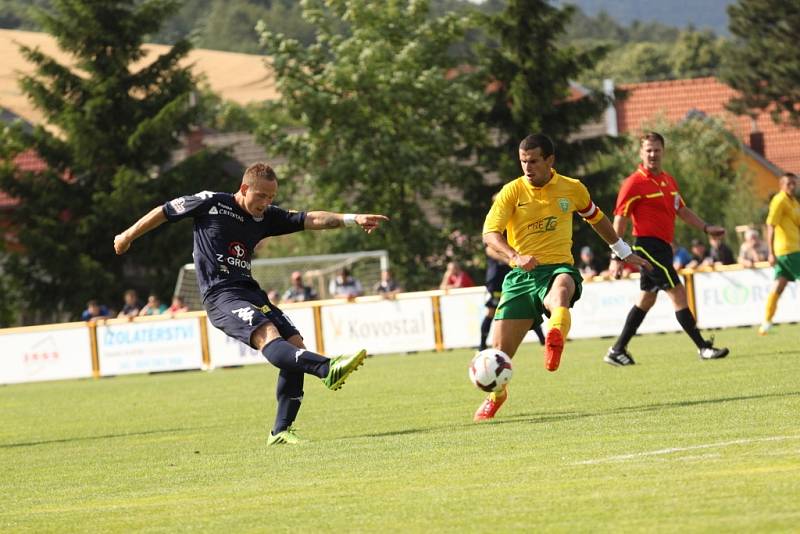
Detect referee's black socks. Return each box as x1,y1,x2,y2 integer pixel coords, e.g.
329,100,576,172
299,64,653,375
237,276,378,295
261,338,330,378
613,305,648,352
675,307,707,348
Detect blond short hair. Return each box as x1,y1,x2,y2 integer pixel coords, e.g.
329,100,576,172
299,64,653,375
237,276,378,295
243,162,277,186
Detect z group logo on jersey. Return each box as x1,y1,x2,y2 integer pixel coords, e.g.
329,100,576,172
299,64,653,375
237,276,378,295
228,241,248,259
215,241,252,271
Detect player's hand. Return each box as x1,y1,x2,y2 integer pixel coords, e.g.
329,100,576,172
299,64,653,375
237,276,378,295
609,258,624,279
356,214,390,234
114,233,131,255
625,254,652,272
768,253,776,266
704,225,725,237
512,253,538,271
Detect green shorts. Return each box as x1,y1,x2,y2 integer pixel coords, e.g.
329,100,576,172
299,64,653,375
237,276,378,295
774,251,800,282
494,264,583,326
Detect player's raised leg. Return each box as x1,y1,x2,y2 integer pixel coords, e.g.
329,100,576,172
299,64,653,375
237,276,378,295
542,272,577,372
474,318,530,422
255,326,367,391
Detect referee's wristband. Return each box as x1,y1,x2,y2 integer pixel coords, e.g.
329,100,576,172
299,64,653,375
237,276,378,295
343,213,357,227
609,238,633,260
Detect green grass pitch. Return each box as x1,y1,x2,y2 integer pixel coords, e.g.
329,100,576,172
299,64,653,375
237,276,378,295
2,323,799,531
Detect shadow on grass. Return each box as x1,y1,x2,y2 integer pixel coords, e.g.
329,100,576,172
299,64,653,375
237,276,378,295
0,425,221,449
487,390,800,426
345,390,800,439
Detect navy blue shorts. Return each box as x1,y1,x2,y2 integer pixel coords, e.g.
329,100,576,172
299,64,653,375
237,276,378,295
633,237,683,292
204,283,301,348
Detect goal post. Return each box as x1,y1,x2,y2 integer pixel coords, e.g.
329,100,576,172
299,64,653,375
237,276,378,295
173,250,390,311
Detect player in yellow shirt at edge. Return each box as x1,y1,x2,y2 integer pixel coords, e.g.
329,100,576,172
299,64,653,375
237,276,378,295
476,133,652,421
759,172,800,335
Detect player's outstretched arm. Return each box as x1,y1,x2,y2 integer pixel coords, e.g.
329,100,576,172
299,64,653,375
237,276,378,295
589,215,652,276
114,206,167,255
677,206,725,236
304,211,389,234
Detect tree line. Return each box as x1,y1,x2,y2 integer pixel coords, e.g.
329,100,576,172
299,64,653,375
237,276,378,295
0,0,796,326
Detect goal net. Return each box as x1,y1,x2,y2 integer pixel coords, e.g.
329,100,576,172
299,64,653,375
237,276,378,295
173,250,390,311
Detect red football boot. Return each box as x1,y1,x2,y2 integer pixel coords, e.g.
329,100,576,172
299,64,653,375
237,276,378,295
544,328,564,372
473,388,508,422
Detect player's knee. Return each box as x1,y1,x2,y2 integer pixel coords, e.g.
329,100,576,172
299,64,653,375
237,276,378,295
251,321,280,351
285,333,306,349
638,291,657,310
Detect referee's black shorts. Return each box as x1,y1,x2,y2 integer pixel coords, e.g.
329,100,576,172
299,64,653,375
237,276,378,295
632,236,683,292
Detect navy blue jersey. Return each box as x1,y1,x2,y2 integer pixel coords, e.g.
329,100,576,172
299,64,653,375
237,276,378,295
163,191,306,299
485,256,511,293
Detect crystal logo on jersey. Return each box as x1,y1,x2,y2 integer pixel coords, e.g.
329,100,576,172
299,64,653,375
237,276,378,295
208,203,244,222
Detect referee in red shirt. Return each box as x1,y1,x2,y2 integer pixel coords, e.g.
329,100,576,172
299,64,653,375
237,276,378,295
605,132,729,365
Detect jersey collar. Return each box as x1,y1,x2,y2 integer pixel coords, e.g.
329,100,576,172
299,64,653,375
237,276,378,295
636,164,665,181
524,168,558,190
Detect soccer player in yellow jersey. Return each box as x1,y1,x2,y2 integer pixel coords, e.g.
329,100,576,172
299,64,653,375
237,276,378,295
475,134,651,421
759,173,800,335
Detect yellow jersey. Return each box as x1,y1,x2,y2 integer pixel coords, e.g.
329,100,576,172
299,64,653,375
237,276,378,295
766,191,800,256
483,169,604,265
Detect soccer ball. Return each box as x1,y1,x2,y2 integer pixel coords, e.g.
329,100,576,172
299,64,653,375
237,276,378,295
469,349,513,393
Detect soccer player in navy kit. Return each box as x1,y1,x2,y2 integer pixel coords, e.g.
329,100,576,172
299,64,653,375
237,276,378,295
114,163,389,445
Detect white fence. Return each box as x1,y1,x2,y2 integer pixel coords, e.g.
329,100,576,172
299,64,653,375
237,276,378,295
1,266,796,385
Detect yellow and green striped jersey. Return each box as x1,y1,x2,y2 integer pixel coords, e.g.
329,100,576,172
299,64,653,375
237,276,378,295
483,169,604,266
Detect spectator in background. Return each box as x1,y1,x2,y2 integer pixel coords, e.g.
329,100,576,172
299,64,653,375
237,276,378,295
139,293,167,316
81,299,111,322
374,269,402,299
709,234,735,265
117,289,141,318
738,228,769,268
329,267,363,300
576,246,600,281
282,271,318,303
267,289,281,304
439,261,474,290
167,295,189,313
672,241,691,270
686,239,713,269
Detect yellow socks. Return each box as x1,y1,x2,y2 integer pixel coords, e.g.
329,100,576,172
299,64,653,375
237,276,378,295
549,306,571,338
765,291,779,323
489,385,508,402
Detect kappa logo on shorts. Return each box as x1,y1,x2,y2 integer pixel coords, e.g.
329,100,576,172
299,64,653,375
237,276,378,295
232,307,255,326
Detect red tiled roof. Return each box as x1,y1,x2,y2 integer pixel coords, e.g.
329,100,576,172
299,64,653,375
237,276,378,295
616,77,800,175
0,149,49,208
